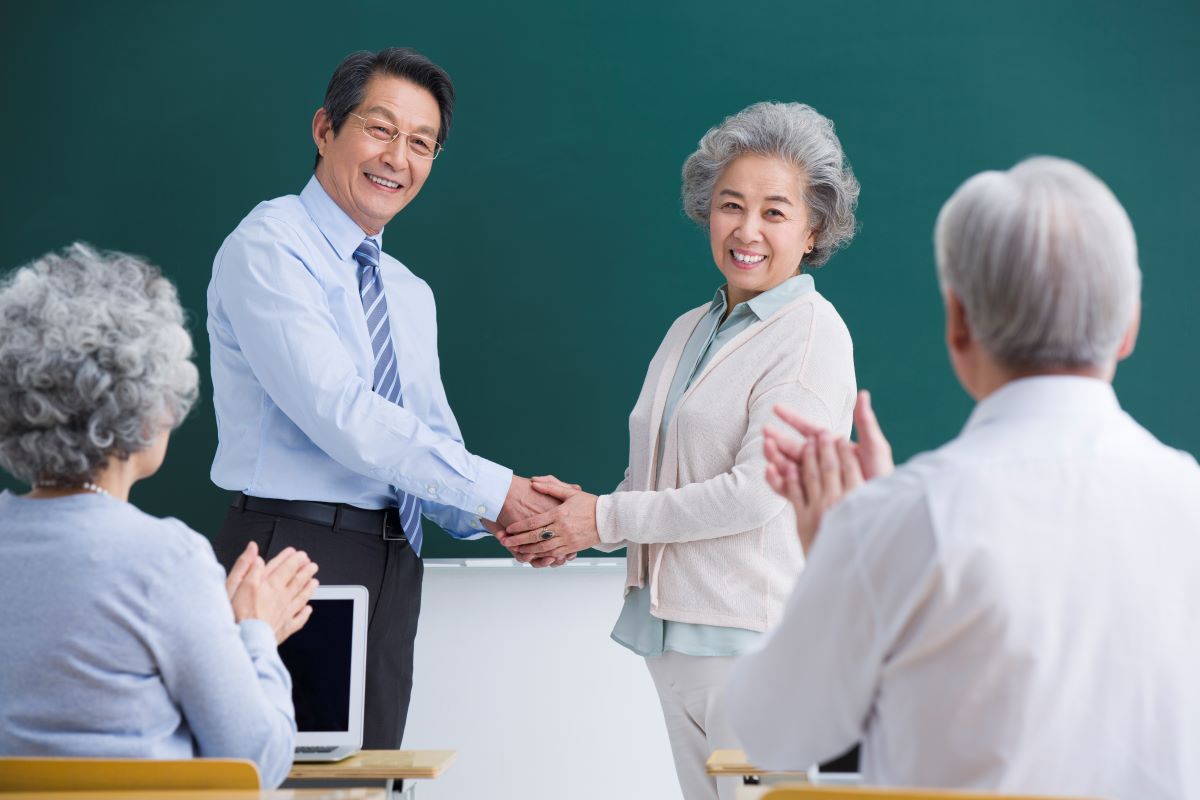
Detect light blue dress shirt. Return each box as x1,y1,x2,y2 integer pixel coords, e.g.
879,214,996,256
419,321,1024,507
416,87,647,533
611,274,815,657
0,492,296,788
208,177,511,538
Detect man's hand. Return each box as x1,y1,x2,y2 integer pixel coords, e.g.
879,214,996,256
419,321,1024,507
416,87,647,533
229,546,320,644
850,390,895,480
769,390,895,481
765,431,863,553
497,475,560,528
488,475,578,568
499,476,599,560
763,390,894,552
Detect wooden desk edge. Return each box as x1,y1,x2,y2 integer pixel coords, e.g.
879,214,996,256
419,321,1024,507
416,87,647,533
426,749,457,779
289,749,457,780
0,793,387,800
705,748,808,778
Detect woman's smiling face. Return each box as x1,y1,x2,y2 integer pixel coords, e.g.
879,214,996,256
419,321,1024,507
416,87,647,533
708,154,816,306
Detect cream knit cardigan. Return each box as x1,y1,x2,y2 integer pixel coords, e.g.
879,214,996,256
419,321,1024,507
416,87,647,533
595,289,856,631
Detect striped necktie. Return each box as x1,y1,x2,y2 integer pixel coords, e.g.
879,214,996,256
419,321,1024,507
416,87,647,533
354,237,423,554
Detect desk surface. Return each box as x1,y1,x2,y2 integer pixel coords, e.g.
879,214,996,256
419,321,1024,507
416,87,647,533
0,792,384,800
289,750,457,780
707,749,809,779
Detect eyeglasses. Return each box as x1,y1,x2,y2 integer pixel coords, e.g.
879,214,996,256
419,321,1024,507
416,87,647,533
348,112,443,160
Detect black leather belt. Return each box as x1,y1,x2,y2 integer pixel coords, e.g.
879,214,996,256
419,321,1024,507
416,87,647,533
230,492,408,544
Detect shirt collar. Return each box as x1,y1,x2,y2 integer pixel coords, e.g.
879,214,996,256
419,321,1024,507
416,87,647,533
299,175,384,261
746,273,815,320
963,375,1120,434
710,273,816,321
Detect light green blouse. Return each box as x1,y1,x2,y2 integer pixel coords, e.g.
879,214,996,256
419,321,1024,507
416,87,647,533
610,274,815,657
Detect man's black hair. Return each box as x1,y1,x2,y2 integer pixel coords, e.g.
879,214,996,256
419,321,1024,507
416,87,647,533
314,47,455,170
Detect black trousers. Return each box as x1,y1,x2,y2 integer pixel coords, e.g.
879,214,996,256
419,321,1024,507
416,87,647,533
213,503,423,749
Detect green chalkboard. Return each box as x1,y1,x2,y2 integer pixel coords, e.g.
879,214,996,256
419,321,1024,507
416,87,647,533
2,1,1198,557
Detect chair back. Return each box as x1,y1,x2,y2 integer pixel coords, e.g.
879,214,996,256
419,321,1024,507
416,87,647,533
763,786,1098,800
0,757,260,791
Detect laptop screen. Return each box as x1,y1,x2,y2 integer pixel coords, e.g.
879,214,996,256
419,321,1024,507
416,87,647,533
277,597,355,732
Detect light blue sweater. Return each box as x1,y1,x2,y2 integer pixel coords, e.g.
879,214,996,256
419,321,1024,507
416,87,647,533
0,491,296,787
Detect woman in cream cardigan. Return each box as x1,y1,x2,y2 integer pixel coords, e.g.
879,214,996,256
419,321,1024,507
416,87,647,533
501,102,860,800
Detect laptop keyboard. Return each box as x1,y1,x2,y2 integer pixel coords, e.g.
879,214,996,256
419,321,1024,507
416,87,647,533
296,746,339,753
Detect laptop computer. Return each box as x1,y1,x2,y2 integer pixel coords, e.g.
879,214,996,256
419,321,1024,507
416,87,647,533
278,584,369,762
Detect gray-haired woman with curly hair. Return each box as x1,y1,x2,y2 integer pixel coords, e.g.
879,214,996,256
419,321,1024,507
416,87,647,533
0,244,318,788
498,103,860,799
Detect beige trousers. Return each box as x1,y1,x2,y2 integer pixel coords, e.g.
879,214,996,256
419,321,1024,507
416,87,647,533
646,651,742,800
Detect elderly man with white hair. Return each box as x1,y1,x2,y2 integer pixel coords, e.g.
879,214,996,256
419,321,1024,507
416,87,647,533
724,156,1200,799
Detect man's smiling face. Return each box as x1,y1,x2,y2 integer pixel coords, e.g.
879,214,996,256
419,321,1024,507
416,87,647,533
312,73,441,235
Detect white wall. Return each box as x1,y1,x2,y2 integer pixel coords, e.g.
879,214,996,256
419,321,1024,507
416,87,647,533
404,558,683,800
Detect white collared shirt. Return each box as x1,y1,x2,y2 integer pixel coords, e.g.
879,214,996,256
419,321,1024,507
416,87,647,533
726,376,1200,799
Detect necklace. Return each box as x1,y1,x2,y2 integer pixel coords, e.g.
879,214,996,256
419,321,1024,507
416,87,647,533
34,480,113,499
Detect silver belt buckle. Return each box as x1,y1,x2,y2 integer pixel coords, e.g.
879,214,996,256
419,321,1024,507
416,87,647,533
382,512,407,542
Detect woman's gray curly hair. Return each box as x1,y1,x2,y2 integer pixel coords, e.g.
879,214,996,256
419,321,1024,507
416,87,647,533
0,243,199,484
682,102,860,267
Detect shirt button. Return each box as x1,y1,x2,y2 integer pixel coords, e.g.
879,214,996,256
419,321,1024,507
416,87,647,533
428,486,438,496
476,505,487,515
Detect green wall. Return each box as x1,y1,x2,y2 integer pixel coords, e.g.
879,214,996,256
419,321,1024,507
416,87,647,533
2,1,1197,557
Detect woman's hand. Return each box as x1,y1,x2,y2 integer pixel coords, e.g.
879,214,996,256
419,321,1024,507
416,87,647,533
229,546,319,644
225,541,261,601
529,474,581,499
485,517,577,568
500,476,598,560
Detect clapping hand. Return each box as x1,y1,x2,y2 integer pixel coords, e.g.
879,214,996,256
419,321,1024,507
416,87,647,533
498,475,600,561
226,542,320,644
763,389,894,553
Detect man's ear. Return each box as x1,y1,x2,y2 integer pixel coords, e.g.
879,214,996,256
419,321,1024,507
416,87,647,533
312,108,332,157
944,289,984,400
1116,300,1141,361
945,290,973,354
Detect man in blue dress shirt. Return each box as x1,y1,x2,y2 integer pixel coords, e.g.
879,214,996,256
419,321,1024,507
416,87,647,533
206,47,560,748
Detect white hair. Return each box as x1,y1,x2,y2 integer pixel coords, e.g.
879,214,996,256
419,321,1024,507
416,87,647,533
0,243,199,483
681,102,860,267
934,156,1141,369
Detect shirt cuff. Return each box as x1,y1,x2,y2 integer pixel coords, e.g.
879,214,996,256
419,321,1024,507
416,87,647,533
596,493,624,544
237,619,279,655
466,456,513,523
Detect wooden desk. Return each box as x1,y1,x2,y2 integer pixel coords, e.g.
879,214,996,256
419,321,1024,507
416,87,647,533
288,750,456,798
289,750,456,781
0,792,385,800
736,787,775,800
709,749,862,794
707,749,813,783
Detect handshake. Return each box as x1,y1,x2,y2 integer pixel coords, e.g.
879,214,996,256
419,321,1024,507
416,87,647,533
481,389,897,565
485,475,602,567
